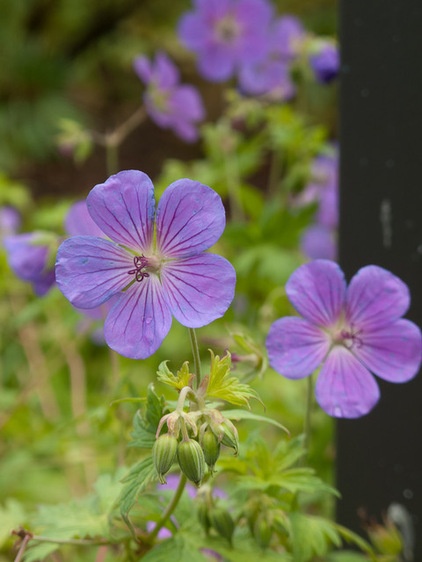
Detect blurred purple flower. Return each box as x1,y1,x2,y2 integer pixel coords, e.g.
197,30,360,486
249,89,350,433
273,15,306,61
300,224,336,261
0,206,21,237
309,41,339,84
266,260,422,418
4,233,56,296
56,170,236,359
178,0,273,82
134,52,204,142
146,521,172,540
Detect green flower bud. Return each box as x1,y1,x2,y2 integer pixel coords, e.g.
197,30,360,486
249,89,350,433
209,506,235,545
201,429,221,472
219,419,239,455
253,513,273,550
197,501,212,535
177,438,206,486
152,434,178,484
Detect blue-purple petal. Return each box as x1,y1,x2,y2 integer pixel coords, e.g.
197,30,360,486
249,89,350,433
354,319,422,383
316,346,380,418
65,201,104,237
104,276,172,359
266,316,329,378
346,265,410,330
156,180,226,258
286,259,346,327
160,254,236,327
87,170,155,252
55,236,133,308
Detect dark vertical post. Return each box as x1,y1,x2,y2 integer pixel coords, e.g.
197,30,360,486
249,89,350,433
338,1,422,559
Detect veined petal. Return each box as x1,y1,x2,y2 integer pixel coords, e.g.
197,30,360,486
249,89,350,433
346,265,410,329
316,346,380,418
266,317,329,379
87,170,155,252
354,319,422,383
104,276,172,359
55,236,133,308
160,254,236,327
156,180,226,258
286,259,346,327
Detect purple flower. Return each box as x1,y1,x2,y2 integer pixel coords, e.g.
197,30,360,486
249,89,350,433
4,233,57,296
55,170,236,359
266,260,422,418
273,15,306,61
300,224,336,261
0,206,21,237
309,41,339,84
134,52,204,142
178,0,273,82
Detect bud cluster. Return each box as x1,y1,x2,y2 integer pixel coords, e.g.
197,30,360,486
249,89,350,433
196,486,236,545
152,400,239,487
243,495,288,550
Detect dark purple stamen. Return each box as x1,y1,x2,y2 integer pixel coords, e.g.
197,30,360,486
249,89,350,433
341,325,363,349
128,255,150,282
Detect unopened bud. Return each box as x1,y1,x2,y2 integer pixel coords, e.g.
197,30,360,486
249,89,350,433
253,513,272,549
209,507,235,545
152,434,178,484
219,419,239,455
197,501,212,535
201,429,221,472
177,439,206,486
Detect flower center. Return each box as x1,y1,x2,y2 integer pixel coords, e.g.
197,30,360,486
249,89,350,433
127,255,150,282
215,15,240,43
332,324,363,350
149,86,169,113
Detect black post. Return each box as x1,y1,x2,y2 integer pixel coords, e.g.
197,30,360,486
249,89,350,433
338,1,422,559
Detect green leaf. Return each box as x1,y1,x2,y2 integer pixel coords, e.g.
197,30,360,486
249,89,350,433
119,456,157,532
141,535,208,562
223,409,289,434
289,512,342,562
157,361,193,391
0,499,26,547
205,350,261,407
129,385,166,449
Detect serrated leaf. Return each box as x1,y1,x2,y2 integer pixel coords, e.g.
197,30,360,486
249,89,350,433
289,512,342,562
0,499,26,546
205,350,261,407
119,456,157,531
223,409,289,434
141,535,208,562
129,385,166,449
335,524,375,556
157,361,193,391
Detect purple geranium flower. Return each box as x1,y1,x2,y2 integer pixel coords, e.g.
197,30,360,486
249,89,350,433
4,232,57,296
55,170,236,359
178,0,273,82
300,224,336,261
133,52,205,142
266,260,422,418
309,41,339,84
0,206,21,237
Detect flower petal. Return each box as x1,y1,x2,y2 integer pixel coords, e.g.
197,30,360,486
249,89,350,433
346,265,410,329
87,170,155,252
266,317,330,379
316,346,380,418
65,201,103,237
354,319,422,383
55,236,133,308
160,254,236,327
104,276,172,359
156,180,226,258
286,259,346,327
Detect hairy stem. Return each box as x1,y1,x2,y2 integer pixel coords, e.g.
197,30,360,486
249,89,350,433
146,474,187,542
188,328,202,386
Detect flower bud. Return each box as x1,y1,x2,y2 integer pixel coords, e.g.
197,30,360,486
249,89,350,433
209,507,235,545
177,439,206,486
253,513,273,549
201,429,221,472
219,419,239,455
197,501,212,535
152,434,178,484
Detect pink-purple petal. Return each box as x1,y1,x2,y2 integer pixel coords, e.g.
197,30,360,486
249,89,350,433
266,316,330,379
353,319,422,383
160,254,235,328
346,265,411,330
55,236,133,309
316,346,380,418
156,180,226,258
286,259,346,327
104,276,172,359
87,170,155,252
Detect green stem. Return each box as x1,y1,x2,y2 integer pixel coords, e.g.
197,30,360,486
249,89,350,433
147,474,187,542
303,374,314,454
188,328,202,386
224,150,245,223
105,142,119,176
